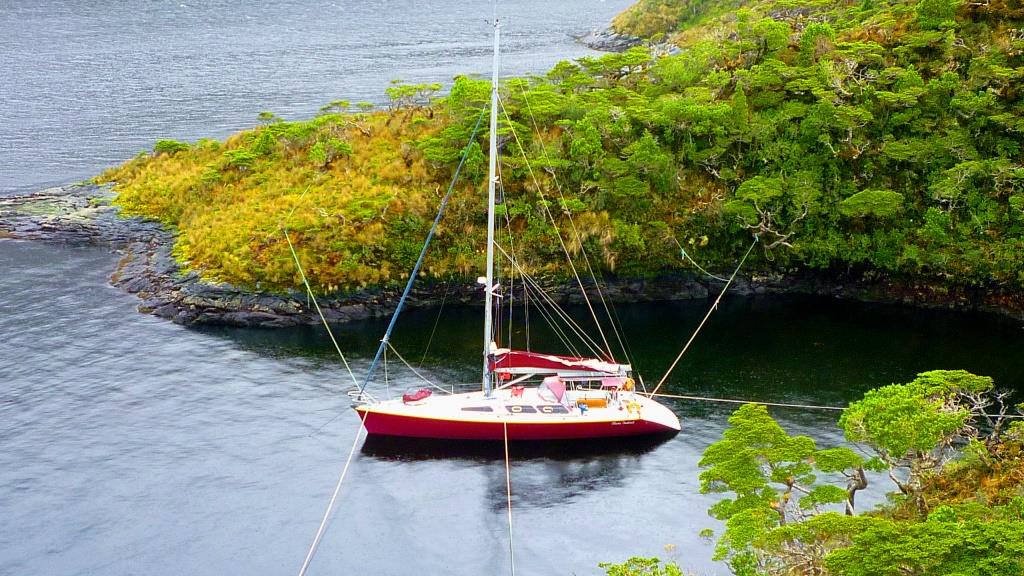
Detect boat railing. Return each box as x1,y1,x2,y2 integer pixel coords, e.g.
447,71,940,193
347,388,378,405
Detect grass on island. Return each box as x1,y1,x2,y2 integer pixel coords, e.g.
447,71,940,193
100,0,1024,296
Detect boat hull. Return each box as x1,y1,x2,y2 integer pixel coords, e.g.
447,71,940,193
353,389,681,441
356,409,676,440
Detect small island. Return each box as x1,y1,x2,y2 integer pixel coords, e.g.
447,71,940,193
4,0,1024,326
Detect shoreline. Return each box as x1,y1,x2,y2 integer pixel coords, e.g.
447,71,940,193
2,184,1022,327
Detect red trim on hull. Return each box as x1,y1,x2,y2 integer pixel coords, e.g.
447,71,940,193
354,407,678,440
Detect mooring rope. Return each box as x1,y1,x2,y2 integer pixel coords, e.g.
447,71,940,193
642,392,845,411
651,237,758,396
297,407,370,576
386,341,454,395
670,235,728,282
503,422,517,576
282,228,360,388
642,392,1024,418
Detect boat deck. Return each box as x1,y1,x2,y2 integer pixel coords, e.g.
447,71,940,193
354,386,681,440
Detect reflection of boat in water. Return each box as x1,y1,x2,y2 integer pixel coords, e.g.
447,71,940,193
351,18,680,442
361,432,674,511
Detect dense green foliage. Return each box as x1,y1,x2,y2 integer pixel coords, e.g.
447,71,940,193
101,106,449,290
602,370,1024,576
101,0,1024,295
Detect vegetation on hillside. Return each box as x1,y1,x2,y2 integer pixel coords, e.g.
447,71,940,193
100,0,1024,295
601,369,1024,576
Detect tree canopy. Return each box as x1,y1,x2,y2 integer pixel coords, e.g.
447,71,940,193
600,369,1024,576
99,0,1024,297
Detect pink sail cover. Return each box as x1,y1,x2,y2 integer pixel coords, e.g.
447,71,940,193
489,350,628,375
540,376,566,402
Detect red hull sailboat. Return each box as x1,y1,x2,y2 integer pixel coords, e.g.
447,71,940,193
350,19,680,441
356,350,681,440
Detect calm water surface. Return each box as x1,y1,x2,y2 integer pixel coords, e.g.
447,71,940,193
0,0,630,195
3,1,1024,575
3,241,1023,576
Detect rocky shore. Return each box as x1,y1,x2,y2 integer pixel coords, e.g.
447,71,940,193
0,184,713,327
575,28,642,52
2,184,1022,327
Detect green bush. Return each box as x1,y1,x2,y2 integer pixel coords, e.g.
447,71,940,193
153,139,190,155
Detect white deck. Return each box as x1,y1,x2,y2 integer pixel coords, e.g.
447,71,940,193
359,386,681,431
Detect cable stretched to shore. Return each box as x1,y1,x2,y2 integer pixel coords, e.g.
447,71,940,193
651,237,758,396
642,392,1024,418
297,407,370,576
670,235,727,282
283,229,360,388
642,392,845,411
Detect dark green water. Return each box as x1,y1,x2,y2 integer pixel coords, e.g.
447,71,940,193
204,294,1024,408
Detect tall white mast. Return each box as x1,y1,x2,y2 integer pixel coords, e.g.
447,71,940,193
482,18,500,397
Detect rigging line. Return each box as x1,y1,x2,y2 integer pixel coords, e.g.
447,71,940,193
498,166,550,354
512,260,603,358
606,301,646,392
283,228,360,388
491,240,603,354
387,341,455,395
506,270,581,357
641,392,845,411
503,422,517,576
498,161,516,349
530,292,583,358
524,281,530,351
512,269,583,357
360,106,488,395
384,345,391,400
297,407,370,576
267,184,313,243
497,96,615,362
507,264,515,349
671,235,728,282
418,278,452,367
515,84,633,368
651,237,758,396
642,392,1024,418
492,243,585,355
491,221,604,356
496,148,531,352
494,242,605,357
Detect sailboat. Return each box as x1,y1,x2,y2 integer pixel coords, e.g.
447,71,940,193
351,19,681,441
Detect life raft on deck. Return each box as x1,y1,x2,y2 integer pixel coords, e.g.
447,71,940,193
402,388,433,404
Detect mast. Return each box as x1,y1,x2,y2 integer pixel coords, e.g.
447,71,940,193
483,18,500,397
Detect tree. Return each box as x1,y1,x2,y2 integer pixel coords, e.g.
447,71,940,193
825,501,1024,576
699,404,874,575
318,100,350,115
599,557,685,576
839,370,995,516
916,0,960,31
152,139,190,156
799,23,836,65
839,189,904,218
